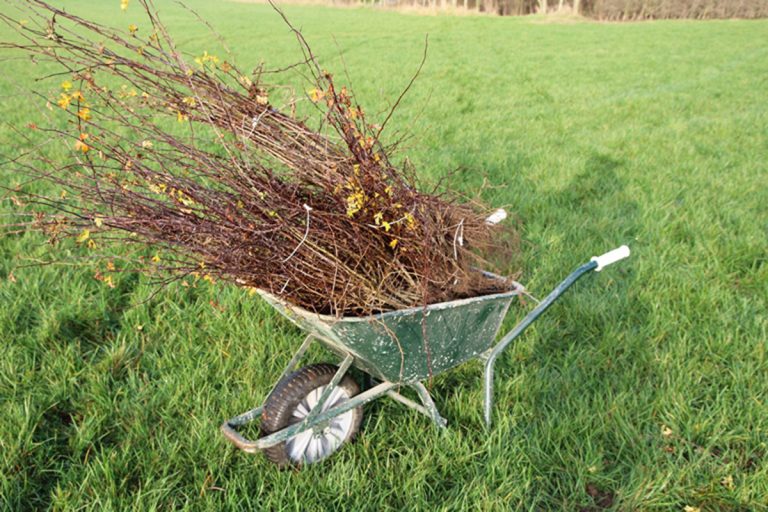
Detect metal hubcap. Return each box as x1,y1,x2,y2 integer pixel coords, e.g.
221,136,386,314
285,385,354,464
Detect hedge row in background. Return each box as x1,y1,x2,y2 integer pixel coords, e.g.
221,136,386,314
351,0,768,19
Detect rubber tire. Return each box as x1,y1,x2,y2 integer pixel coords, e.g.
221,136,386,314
260,363,363,468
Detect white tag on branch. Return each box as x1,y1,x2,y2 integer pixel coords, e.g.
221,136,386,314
485,208,507,225
282,204,313,263
453,219,465,260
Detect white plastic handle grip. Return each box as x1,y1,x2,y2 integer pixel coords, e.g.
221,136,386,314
591,245,630,271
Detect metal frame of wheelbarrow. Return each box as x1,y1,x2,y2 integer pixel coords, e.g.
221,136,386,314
221,246,631,454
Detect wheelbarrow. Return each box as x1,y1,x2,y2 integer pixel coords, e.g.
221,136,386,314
221,246,631,467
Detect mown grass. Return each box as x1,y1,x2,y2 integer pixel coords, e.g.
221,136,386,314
1,2,766,510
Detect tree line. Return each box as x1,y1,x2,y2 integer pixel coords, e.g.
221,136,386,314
340,0,768,19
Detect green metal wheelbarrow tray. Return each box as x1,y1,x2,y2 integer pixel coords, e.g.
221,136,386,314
221,246,630,466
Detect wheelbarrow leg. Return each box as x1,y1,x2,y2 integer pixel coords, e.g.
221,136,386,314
386,382,447,427
282,334,315,371
411,382,448,428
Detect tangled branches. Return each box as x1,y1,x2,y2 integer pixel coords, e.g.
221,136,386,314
1,0,513,315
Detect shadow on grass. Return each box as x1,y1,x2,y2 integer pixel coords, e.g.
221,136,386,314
8,271,149,509
49,271,142,351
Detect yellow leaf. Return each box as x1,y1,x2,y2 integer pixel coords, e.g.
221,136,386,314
94,217,103,227
60,80,72,91
118,85,137,98
177,111,187,123
177,190,194,206
141,140,153,149
74,133,89,152
389,239,399,249
151,254,161,263
57,93,71,109
76,229,90,243
128,24,138,34
345,192,364,218
194,51,219,69
77,108,91,121
120,0,129,11
308,88,325,103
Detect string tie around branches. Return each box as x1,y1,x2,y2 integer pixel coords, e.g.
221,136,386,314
282,204,313,263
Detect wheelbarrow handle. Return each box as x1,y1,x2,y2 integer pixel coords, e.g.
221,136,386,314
483,245,631,426
591,245,631,271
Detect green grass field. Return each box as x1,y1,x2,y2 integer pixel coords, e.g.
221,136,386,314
1,1,767,510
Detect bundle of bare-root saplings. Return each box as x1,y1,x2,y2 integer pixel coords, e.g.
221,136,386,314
1,0,515,316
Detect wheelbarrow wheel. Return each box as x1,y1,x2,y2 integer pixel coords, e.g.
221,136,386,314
261,363,363,467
